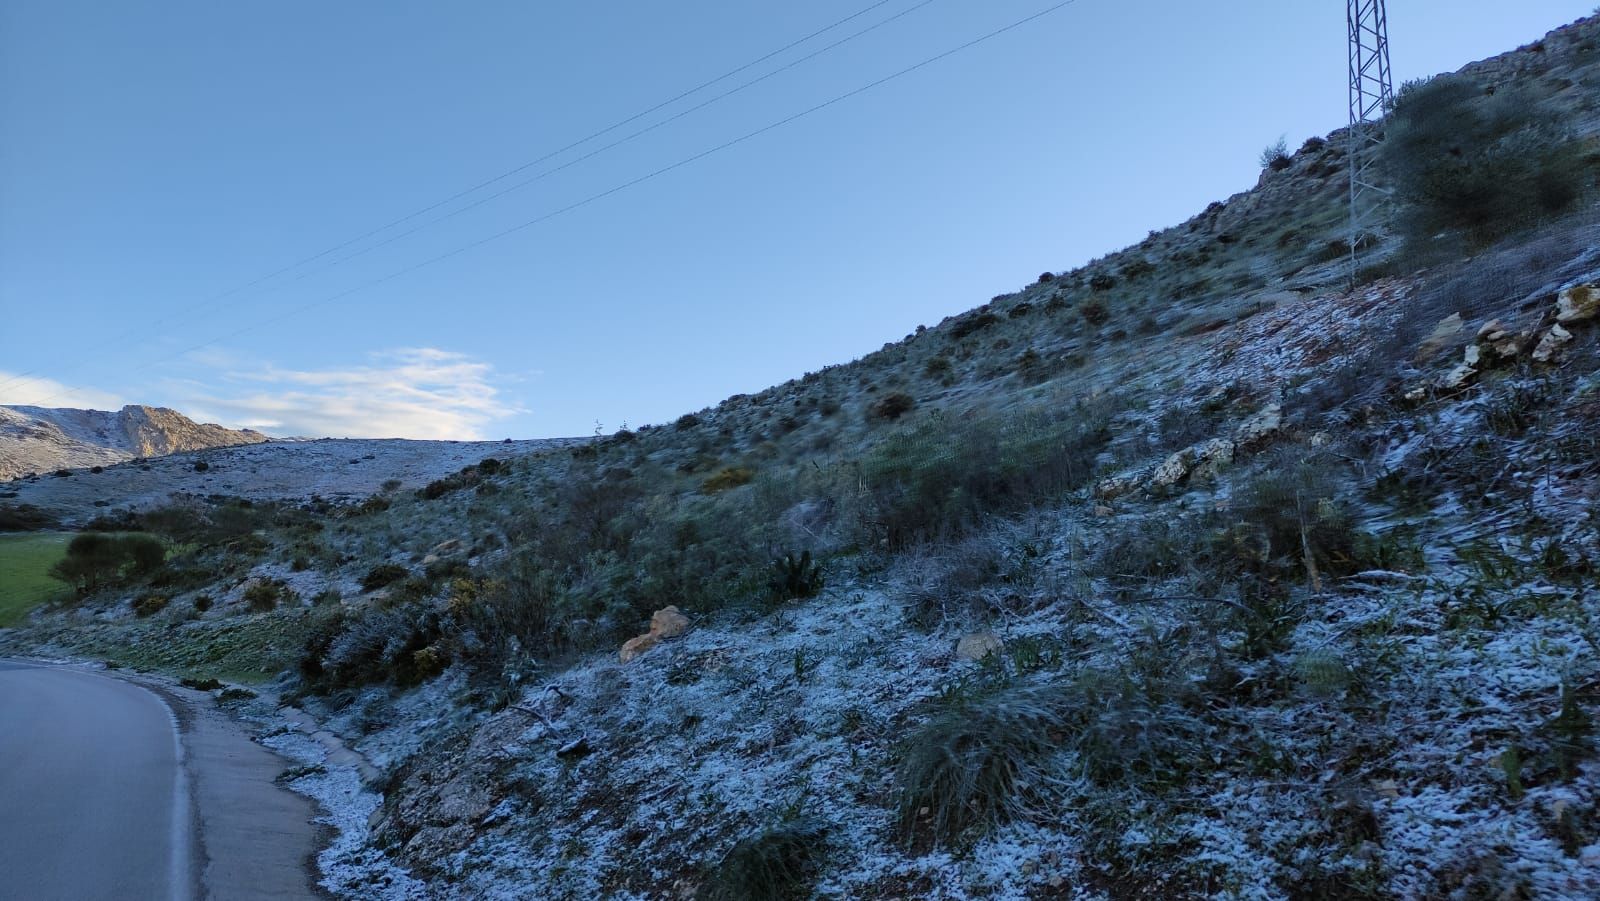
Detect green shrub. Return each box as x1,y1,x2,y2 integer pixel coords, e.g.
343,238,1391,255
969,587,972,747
896,682,1069,844
697,820,826,901
1260,136,1291,171
1385,74,1594,245
49,532,167,595
896,672,1209,847
858,404,1110,549
243,580,282,612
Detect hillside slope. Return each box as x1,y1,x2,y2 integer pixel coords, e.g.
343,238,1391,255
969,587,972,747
5,13,1600,901
0,404,269,480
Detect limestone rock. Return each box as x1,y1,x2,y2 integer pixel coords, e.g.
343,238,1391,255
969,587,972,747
1439,344,1481,391
1094,471,1143,501
619,632,661,663
1475,319,1525,362
1555,282,1598,325
1234,404,1283,449
1150,449,1193,489
1414,312,1464,362
619,605,692,662
1190,438,1235,479
956,632,1003,661
430,539,464,557
1532,324,1574,363
650,605,690,639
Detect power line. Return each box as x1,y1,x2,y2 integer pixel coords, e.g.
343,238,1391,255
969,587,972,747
22,0,1083,410
245,0,939,294
0,0,917,395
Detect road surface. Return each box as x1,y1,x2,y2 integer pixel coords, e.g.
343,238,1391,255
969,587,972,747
0,660,324,900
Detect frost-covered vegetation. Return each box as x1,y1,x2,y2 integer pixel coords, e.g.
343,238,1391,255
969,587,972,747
5,13,1600,900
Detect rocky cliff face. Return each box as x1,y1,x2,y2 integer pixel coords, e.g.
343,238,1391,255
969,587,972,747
0,404,268,480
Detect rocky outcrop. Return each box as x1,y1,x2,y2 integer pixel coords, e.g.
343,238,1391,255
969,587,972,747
0,404,267,480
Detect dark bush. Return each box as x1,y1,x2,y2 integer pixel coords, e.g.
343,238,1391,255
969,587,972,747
193,460,210,472
0,503,57,532
361,564,410,593
1080,300,1110,326
949,312,1001,341
697,820,825,901
244,580,282,612
701,466,755,495
768,551,823,605
867,392,916,423
1088,273,1117,291
477,458,503,475
48,533,167,596
675,413,702,430
132,594,170,618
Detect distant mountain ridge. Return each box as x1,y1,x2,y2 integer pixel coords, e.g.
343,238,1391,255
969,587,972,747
0,404,269,480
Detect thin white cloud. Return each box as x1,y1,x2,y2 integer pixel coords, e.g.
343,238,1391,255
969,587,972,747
180,348,523,439
0,371,125,411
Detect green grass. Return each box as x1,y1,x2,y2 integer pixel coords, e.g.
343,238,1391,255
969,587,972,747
0,532,72,626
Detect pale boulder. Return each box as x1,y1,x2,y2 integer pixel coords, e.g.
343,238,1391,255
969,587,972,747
1439,344,1481,391
1413,312,1464,362
650,605,690,639
1555,282,1598,325
618,605,692,662
956,632,1003,662
1532,324,1574,363
619,633,661,663
1234,404,1283,449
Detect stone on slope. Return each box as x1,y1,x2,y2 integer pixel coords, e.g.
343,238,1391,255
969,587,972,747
1555,282,1598,325
1532,324,1575,363
956,632,1003,661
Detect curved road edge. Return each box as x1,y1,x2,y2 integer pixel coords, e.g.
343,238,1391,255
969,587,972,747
0,659,330,900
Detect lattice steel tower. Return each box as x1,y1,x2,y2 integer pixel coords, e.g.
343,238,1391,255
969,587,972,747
1347,0,1394,271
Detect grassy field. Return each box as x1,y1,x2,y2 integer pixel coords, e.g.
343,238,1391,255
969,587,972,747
0,532,72,627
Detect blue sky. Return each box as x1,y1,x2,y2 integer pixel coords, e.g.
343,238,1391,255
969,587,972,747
2,0,1593,438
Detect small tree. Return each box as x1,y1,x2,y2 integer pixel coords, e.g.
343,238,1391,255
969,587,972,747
1259,136,1292,171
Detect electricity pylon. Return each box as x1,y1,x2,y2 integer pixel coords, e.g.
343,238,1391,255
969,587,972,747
1347,0,1394,274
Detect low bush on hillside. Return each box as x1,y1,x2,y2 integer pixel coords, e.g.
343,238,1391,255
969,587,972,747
856,404,1111,549
49,532,166,596
244,579,285,612
701,466,755,495
767,551,823,606
697,819,826,901
867,392,916,423
0,503,57,532
1386,74,1595,246
132,593,170,618
361,563,410,593
896,670,1209,847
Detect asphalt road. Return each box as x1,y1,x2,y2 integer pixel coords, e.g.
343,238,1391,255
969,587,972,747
0,659,193,901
